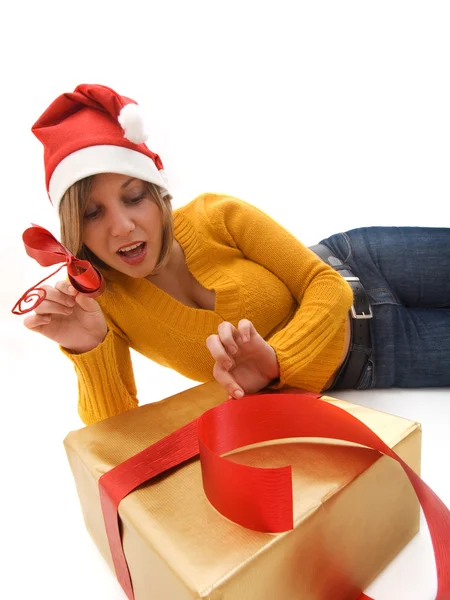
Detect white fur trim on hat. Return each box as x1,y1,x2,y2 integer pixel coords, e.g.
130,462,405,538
118,103,148,144
49,145,171,211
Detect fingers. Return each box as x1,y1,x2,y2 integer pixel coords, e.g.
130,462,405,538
206,320,260,400
72,288,102,312
23,313,52,330
27,280,100,318
237,319,254,343
54,280,78,297
217,321,240,355
206,322,239,368
206,334,234,372
23,282,76,330
31,282,77,316
206,319,258,371
212,362,244,400
57,280,102,313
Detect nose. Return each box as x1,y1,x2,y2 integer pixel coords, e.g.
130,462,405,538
108,206,135,237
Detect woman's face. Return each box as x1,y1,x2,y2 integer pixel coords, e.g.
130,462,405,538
82,173,164,278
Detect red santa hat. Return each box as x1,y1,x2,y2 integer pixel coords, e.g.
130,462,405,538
32,83,171,211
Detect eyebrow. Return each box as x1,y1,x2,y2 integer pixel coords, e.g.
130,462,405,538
88,177,140,204
121,177,138,189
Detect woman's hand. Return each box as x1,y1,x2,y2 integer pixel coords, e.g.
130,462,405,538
206,319,280,399
23,280,107,354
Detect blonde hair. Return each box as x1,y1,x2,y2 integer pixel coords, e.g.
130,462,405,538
59,177,174,275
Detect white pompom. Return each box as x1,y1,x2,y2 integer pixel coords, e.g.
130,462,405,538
118,103,149,144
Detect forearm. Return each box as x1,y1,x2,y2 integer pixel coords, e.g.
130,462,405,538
61,328,138,425
267,271,353,391
212,194,354,390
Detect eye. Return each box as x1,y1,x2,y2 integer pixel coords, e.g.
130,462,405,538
126,193,146,205
84,206,101,220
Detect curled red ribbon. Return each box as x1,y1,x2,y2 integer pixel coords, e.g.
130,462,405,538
99,391,450,600
12,225,105,315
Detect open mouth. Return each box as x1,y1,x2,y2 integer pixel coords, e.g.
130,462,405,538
117,242,147,265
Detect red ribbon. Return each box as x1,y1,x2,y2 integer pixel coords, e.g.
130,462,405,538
12,225,105,315
99,391,450,600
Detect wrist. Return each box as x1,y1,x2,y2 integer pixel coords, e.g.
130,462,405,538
64,332,107,355
266,345,280,382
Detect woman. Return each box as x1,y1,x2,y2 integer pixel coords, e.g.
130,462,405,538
22,83,450,425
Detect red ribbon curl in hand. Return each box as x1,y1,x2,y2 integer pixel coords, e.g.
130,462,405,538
11,225,105,315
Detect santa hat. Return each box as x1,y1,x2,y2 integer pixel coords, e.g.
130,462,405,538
32,83,171,211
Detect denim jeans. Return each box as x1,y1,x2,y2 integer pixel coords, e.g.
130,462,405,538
319,227,450,389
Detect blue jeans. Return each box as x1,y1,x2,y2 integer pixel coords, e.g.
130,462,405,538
320,227,450,389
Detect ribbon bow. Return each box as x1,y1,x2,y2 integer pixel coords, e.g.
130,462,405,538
12,225,105,315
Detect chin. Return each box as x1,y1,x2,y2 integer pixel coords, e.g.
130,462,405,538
124,262,158,279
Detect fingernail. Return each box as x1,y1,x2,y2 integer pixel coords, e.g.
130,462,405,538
229,345,238,355
222,360,233,371
68,285,76,294
242,334,250,343
234,390,244,399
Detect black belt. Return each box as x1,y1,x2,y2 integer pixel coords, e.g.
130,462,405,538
309,244,373,389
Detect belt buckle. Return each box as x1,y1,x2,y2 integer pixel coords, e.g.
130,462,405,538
350,304,373,319
344,276,374,320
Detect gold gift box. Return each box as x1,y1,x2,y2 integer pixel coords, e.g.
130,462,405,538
64,381,421,600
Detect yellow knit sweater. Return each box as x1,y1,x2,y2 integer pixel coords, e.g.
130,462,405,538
64,194,353,425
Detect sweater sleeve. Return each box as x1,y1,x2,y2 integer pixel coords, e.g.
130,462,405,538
60,327,138,425
204,195,354,391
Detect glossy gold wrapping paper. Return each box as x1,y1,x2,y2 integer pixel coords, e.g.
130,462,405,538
64,382,422,600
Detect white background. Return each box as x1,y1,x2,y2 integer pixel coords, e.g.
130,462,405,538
1,1,449,599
